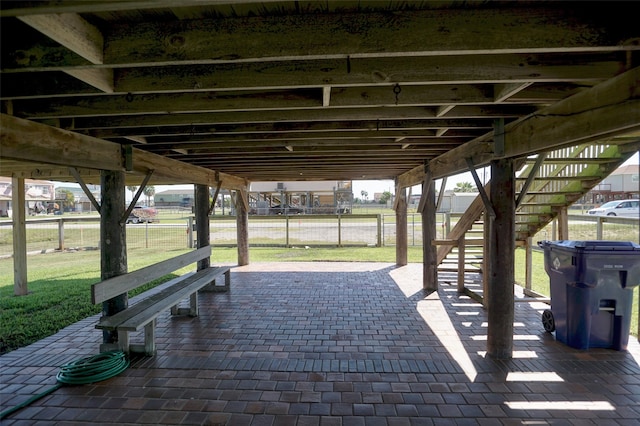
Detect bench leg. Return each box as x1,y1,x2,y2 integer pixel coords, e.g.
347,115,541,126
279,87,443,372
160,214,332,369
225,270,231,290
189,292,198,316
118,330,130,353
203,269,231,293
143,320,156,356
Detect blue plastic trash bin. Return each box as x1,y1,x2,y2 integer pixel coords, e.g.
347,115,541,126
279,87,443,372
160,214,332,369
538,240,640,350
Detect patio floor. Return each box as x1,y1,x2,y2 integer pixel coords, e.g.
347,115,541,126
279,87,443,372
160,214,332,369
1,262,639,425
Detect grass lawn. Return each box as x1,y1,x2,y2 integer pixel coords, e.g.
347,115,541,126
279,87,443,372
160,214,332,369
1,245,638,354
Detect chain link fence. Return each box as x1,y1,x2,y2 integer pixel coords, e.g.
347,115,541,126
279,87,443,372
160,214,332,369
0,213,637,258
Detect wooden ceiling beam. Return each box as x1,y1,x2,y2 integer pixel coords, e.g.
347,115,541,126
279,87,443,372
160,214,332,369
0,114,247,190
2,53,624,98
11,84,543,120
398,66,640,187
85,118,492,139
5,7,638,71
66,105,534,129
17,13,114,93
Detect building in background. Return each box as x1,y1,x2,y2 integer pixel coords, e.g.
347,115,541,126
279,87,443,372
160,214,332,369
154,189,195,208
54,185,101,213
584,164,640,204
249,181,352,214
0,178,56,217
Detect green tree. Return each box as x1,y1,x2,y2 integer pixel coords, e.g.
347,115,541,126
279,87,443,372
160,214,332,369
55,189,75,211
453,182,475,193
360,190,368,203
143,185,156,206
379,191,392,204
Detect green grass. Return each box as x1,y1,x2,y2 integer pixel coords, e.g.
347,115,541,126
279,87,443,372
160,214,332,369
1,245,638,355
0,248,193,354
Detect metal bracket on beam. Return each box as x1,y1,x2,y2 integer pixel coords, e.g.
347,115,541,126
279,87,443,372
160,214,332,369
68,167,101,214
121,169,154,224
515,152,547,208
465,158,496,219
123,144,133,172
493,118,505,158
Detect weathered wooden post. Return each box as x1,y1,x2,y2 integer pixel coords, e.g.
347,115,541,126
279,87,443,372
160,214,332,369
457,237,466,293
195,184,210,270
100,170,127,344
395,184,408,266
236,189,250,266
557,206,569,240
486,158,515,359
421,172,438,291
12,177,27,296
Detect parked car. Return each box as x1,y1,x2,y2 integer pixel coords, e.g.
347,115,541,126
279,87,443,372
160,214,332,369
269,204,305,215
586,199,639,217
126,206,157,223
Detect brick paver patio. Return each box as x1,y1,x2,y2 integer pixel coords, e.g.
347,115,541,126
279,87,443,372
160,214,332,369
2,262,639,425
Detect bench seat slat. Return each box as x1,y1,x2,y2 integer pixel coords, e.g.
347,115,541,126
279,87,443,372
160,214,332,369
96,266,229,331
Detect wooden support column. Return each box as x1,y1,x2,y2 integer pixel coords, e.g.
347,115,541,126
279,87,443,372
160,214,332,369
12,177,28,296
525,237,533,293
421,173,438,291
457,237,466,293
482,212,490,308
236,189,250,266
486,158,515,359
556,206,569,240
395,185,408,266
100,170,127,344
195,184,210,270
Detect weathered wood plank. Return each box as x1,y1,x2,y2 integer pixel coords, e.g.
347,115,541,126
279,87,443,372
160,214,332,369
0,114,124,171
96,266,230,331
92,246,211,304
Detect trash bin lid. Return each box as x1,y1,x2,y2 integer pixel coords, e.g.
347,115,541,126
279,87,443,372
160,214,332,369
540,240,640,252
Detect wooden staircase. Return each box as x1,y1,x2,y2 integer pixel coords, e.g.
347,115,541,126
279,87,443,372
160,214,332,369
437,138,640,281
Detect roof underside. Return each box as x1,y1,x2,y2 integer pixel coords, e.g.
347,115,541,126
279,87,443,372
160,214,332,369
1,1,639,189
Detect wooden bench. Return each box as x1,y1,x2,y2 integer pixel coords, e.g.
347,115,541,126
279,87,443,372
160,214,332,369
91,246,230,355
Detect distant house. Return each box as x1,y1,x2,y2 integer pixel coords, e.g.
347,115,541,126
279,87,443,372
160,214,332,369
55,185,101,213
154,189,194,207
587,164,640,203
249,181,352,214
0,178,56,217
435,191,479,214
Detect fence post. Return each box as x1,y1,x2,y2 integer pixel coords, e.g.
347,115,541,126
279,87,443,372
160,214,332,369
338,213,342,247
525,237,533,291
286,215,290,248
377,214,382,247
187,217,194,248
444,212,451,235
145,221,149,249
596,216,603,240
411,214,415,247
58,218,64,251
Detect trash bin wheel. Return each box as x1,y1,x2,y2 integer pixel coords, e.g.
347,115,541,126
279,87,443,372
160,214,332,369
542,309,555,333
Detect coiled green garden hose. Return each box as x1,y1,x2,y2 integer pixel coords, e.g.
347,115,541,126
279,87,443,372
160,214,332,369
0,351,129,420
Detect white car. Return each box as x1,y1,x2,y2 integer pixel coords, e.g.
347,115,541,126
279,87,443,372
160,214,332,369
587,199,640,217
